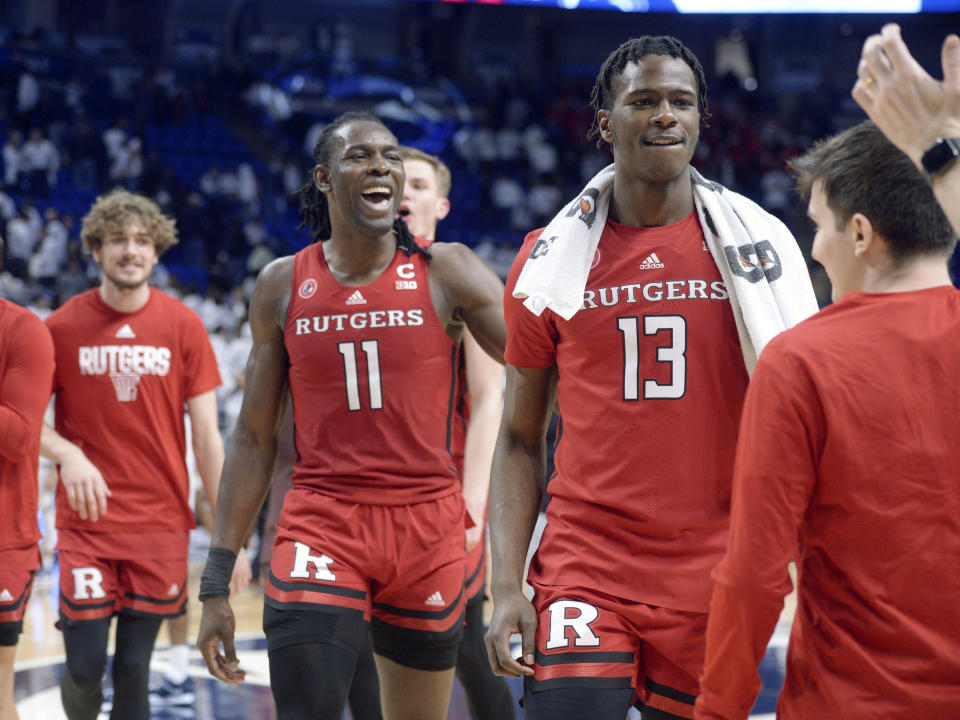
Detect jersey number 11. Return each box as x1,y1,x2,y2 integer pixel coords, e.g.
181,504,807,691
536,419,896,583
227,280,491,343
338,340,383,411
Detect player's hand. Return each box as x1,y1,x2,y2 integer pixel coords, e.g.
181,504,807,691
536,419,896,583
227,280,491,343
59,448,111,522
230,551,253,597
197,597,246,685
465,523,484,552
485,589,537,677
852,24,960,165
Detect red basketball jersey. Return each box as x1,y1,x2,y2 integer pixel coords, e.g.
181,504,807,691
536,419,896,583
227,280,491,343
0,299,55,551
284,243,460,504
45,289,221,534
505,213,750,612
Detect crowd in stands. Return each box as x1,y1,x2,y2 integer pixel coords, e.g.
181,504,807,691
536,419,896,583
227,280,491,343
1,20,957,343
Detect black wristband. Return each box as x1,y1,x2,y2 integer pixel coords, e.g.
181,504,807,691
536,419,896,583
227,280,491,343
198,547,237,601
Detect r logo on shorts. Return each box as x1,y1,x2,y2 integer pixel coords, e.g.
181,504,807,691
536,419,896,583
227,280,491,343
546,600,601,649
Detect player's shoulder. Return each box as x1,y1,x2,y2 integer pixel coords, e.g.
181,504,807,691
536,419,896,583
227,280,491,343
505,227,547,291
0,297,49,337
45,288,96,329
758,302,851,370
427,241,486,280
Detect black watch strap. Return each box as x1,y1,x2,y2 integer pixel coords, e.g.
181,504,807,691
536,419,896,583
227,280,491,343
921,136,960,178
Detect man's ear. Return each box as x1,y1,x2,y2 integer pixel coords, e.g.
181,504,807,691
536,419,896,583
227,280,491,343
849,213,877,258
597,110,614,144
313,165,331,193
436,197,451,222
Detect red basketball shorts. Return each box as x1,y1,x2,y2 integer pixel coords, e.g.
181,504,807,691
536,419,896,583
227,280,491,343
57,530,189,624
265,488,466,636
528,583,708,719
0,544,40,644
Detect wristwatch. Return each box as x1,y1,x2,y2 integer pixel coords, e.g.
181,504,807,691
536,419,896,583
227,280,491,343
921,136,960,179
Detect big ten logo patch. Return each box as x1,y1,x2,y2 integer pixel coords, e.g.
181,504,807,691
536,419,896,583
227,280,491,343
72,568,106,600
545,600,601,649
396,263,417,290
290,542,336,582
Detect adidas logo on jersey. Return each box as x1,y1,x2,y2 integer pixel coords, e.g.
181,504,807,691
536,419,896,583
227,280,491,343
167,584,179,596
115,323,136,339
0,588,13,602
345,290,366,306
639,253,664,270
424,591,445,607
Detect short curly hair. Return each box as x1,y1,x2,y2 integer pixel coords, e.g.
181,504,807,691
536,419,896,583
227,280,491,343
80,189,179,256
588,35,709,147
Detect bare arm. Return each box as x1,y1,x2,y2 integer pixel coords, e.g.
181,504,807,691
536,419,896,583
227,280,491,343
186,389,251,594
461,328,504,550
41,423,110,522
429,242,507,363
197,256,292,685
853,24,960,233
485,363,556,677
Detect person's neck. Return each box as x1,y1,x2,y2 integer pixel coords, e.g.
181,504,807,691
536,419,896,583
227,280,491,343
609,168,694,228
862,255,953,294
323,228,397,285
100,281,151,313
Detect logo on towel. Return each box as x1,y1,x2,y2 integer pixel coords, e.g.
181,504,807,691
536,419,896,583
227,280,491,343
723,240,782,283
530,235,557,260
565,188,600,229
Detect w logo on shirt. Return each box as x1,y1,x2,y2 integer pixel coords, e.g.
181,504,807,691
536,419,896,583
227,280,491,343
109,373,141,402
639,252,665,270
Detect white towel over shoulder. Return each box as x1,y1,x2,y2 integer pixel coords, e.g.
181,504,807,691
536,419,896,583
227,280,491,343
513,164,818,373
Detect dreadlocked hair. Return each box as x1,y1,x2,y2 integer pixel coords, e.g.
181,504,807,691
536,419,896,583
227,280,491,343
295,110,430,261
587,35,710,148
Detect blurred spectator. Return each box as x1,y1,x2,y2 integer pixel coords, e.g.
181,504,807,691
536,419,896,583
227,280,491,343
28,209,69,287
4,209,38,277
2,131,24,187
0,183,15,221
102,116,130,166
16,70,39,127
20,128,60,194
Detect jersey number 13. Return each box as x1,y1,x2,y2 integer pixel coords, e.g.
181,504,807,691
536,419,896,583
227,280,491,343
617,315,686,400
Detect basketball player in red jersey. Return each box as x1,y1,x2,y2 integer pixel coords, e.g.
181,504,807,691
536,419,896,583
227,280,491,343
41,190,244,720
0,236,56,720
696,122,960,719
486,36,813,720
196,112,506,720
398,146,515,720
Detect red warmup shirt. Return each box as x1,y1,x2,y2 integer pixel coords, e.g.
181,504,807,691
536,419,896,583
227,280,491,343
505,214,749,612
284,243,460,505
0,300,55,551
45,288,221,536
697,286,960,720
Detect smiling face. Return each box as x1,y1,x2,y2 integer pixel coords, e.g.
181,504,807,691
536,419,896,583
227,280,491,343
398,158,450,242
598,55,700,185
316,119,404,236
92,216,159,291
